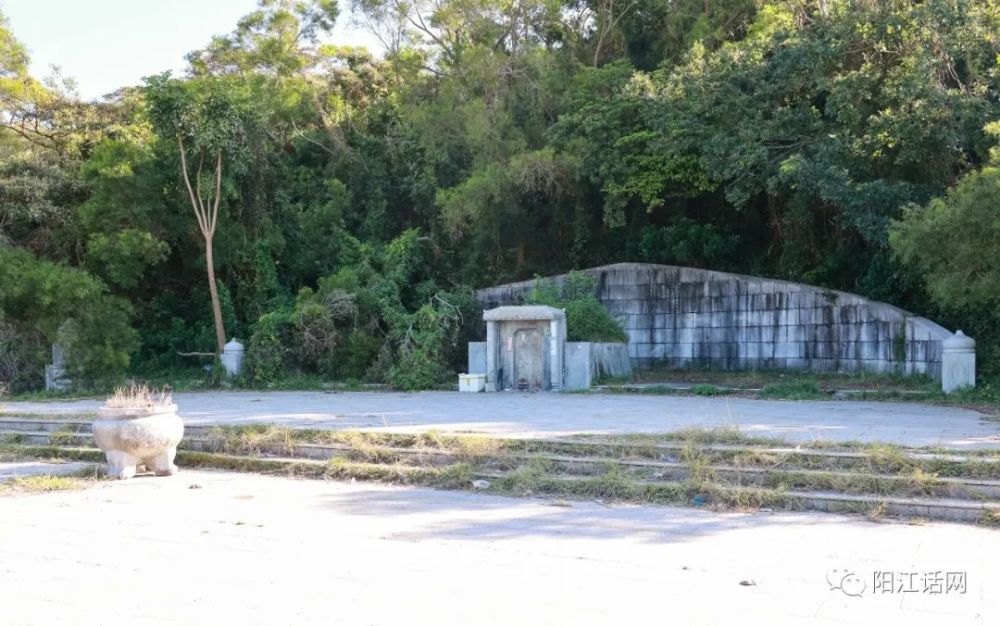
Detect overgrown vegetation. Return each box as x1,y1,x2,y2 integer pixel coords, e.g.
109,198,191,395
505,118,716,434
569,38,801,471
6,424,998,522
757,381,826,400
526,272,628,342
104,384,172,409
2,1,1000,391
0,467,101,495
592,368,995,404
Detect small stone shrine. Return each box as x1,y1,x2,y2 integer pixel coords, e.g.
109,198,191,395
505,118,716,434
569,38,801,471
466,305,631,392
482,306,566,392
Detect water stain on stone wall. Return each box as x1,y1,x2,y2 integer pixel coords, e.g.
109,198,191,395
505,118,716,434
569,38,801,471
477,263,953,380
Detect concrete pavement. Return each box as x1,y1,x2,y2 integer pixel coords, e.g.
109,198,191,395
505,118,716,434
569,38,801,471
0,469,996,625
3,390,998,448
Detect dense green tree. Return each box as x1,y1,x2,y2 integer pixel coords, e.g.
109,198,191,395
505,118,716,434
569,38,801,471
890,123,1000,311
3,0,1000,389
79,135,171,289
144,73,263,351
0,246,137,386
571,0,1000,295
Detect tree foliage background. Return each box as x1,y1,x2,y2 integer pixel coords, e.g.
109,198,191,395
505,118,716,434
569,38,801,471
2,0,999,390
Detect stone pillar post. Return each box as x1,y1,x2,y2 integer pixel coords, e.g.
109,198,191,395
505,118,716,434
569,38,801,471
549,317,565,391
220,339,245,378
45,344,70,391
942,331,976,393
485,320,499,392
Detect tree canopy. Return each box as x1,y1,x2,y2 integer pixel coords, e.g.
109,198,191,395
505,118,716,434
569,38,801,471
2,0,1000,390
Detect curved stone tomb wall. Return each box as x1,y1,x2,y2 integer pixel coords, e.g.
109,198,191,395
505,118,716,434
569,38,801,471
477,263,954,379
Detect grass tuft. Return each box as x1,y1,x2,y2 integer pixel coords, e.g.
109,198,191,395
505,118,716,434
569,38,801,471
0,471,98,495
978,510,1000,527
690,384,730,397
104,384,172,409
758,382,826,400
866,501,889,522
204,425,296,457
2,422,997,524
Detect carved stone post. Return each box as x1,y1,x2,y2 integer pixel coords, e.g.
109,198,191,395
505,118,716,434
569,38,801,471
942,331,976,393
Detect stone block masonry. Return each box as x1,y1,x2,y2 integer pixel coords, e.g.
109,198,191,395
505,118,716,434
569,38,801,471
563,342,632,390
477,263,956,380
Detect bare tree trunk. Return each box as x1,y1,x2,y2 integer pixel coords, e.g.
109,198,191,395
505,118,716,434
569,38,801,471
593,0,639,67
204,237,227,352
593,31,606,67
593,0,612,67
178,136,228,353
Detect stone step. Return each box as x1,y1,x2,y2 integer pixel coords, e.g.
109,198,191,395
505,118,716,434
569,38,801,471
8,441,997,523
186,449,1000,523
4,419,998,466
0,461,99,481
781,489,1000,523
541,436,1000,464
1,431,92,446
10,430,1000,498
178,438,1000,501
542,453,1000,500
0,419,93,433
184,437,1000,499
2,445,104,463
477,472,1000,524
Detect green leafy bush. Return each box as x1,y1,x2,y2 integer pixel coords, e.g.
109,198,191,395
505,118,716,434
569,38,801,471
386,294,464,390
638,219,739,269
890,142,1000,380
527,271,628,343
245,311,290,386
758,381,825,400
337,330,382,380
84,229,168,290
890,165,1000,312
0,247,137,387
690,384,729,396
288,286,357,376
561,299,629,343
242,230,464,389
0,320,46,392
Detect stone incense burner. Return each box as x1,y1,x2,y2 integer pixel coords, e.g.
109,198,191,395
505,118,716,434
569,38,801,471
93,387,184,479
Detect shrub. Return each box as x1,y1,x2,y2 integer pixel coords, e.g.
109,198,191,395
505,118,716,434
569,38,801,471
246,311,290,385
561,299,629,343
238,232,465,389
527,271,628,343
758,381,825,400
890,157,1000,380
386,294,464,390
638,218,739,269
289,287,358,376
690,384,729,396
0,319,46,393
890,165,1000,312
0,247,137,387
388,346,450,391
336,330,381,380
